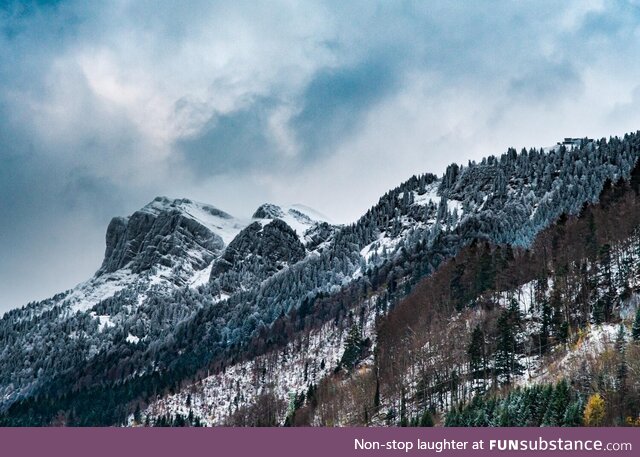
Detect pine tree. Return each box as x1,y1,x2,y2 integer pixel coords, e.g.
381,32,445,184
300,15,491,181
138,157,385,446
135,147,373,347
632,307,640,342
340,325,364,370
615,325,628,421
515,391,532,426
468,325,486,390
563,398,584,426
542,380,570,426
495,307,523,385
533,384,554,424
598,244,615,322
593,298,605,325
475,244,495,294
419,410,434,427
400,388,408,427
450,263,466,310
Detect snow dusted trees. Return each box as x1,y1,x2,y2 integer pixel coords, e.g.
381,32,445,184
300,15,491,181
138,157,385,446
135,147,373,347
446,381,584,427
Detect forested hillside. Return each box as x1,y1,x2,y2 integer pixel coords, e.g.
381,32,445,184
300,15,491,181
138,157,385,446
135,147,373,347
295,170,640,426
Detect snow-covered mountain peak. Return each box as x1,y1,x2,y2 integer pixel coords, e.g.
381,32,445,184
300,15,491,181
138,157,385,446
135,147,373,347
139,197,246,244
96,197,248,283
142,196,232,220
251,203,332,237
252,203,285,219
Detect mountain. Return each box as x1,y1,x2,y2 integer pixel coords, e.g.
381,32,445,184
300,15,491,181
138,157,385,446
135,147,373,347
0,197,331,412
98,197,245,284
2,133,640,426
143,159,640,427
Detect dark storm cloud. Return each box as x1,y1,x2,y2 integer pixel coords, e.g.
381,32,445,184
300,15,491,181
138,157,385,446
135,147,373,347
292,59,399,160
177,98,280,176
178,58,400,175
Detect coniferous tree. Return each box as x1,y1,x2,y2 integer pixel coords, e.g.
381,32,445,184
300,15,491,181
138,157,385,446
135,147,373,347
542,380,570,426
468,325,486,391
632,307,640,342
615,325,628,422
563,398,584,426
419,410,434,427
598,244,615,322
495,306,523,385
340,325,364,370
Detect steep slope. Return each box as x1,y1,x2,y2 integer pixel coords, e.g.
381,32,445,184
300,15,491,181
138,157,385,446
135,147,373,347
211,220,306,293
98,197,245,282
209,203,337,294
0,197,248,407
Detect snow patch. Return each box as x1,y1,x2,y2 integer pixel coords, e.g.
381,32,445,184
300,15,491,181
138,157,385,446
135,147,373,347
65,269,138,313
90,313,115,332
189,262,214,289
253,203,330,239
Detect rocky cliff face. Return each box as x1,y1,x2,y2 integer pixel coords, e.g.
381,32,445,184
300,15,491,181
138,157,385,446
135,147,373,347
208,203,336,293
210,219,306,292
98,197,243,285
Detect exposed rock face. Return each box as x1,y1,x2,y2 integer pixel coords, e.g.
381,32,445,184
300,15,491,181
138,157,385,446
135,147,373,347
210,219,306,291
252,203,285,219
303,221,337,251
98,197,228,284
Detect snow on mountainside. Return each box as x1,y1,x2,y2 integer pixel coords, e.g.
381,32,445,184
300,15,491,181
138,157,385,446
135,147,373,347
124,136,640,427
252,203,333,241
56,199,331,313
98,197,247,281
37,197,249,315
140,293,380,426
207,203,338,294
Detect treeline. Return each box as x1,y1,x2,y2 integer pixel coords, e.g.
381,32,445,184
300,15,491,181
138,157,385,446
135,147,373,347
377,167,640,424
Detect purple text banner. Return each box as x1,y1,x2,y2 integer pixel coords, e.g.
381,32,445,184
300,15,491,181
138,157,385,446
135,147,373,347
0,427,638,457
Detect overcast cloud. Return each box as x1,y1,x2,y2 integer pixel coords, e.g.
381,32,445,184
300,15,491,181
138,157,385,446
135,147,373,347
2,0,640,311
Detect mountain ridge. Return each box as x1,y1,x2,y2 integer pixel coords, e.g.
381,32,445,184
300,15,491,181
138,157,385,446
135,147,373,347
2,132,640,426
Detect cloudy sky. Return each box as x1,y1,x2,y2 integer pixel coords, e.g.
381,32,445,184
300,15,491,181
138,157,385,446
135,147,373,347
2,0,640,310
